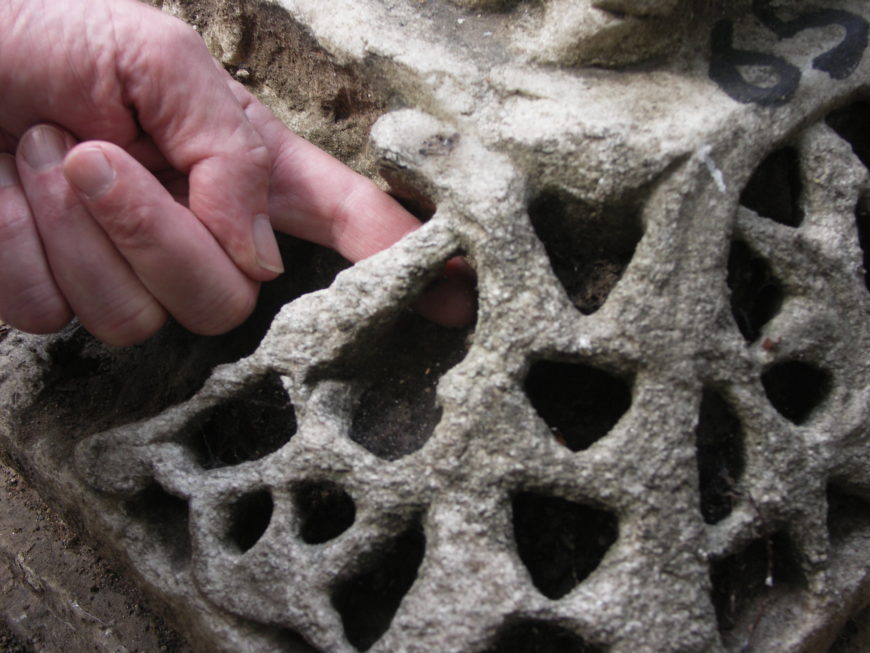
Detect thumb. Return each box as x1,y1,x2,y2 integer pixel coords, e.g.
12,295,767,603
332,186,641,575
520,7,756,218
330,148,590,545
114,4,282,280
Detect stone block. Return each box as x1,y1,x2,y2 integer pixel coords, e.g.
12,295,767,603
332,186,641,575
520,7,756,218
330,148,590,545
2,1,869,651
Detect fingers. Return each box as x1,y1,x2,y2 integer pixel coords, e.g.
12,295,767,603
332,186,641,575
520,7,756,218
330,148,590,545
62,140,261,337
266,125,478,327
0,153,72,332
227,82,422,261
6,123,262,346
413,257,478,328
115,6,281,282
15,125,167,346
228,79,478,327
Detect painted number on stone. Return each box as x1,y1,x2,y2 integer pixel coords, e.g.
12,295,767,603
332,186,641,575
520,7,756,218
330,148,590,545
710,0,869,106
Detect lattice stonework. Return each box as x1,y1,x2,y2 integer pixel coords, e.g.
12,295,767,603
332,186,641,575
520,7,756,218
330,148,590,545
1,1,870,652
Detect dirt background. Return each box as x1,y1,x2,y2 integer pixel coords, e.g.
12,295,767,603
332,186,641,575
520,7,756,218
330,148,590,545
0,461,191,653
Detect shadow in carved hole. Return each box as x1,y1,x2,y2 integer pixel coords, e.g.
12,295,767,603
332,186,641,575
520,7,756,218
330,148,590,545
727,240,784,343
26,236,347,439
739,147,804,227
709,532,804,633
294,481,356,544
264,627,322,653
829,603,870,653
331,520,426,652
341,310,473,461
380,165,437,222
696,389,744,525
182,372,297,469
512,492,618,600
761,361,831,425
856,196,870,292
226,488,273,553
826,484,870,543
524,360,632,452
528,189,644,315
123,482,191,568
482,620,603,653
321,87,378,124
826,101,870,169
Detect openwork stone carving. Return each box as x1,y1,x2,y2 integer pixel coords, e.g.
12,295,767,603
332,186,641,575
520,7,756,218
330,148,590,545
446,0,705,66
2,1,869,652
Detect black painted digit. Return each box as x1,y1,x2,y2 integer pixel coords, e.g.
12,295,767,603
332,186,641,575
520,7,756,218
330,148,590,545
753,0,869,80
709,20,801,107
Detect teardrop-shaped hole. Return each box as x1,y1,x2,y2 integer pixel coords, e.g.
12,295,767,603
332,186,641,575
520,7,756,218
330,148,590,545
512,492,618,599
696,389,744,524
856,196,869,292
123,482,191,567
483,620,603,653
294,481,356,544
529,188,643,315
227,488,273,553
761,361,831,424
740,147,804,227
331,520,426,651
826,101,870,169
709,532,803,634
727,240,784,343
344,305,474,461
525,360,632,451
183,372,297,469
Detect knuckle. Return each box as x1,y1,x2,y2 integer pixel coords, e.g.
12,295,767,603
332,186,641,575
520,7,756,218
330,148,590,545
1,283,71,334
0,208,32,247
96,300,167,347
190,284,258,335
100,204,156,250
247,142,270,173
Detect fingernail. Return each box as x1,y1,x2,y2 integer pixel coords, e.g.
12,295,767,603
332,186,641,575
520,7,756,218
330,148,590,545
19,125,69,171
0,155,18,188
65,147,116,199
253,214,284,274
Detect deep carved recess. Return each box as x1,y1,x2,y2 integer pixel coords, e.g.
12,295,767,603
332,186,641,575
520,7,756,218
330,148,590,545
512,492,618,599
529,189,643,315
123,482,191,568
27,236,346,439
524,360,632,451
342,311,472,461
761,361,832,425
483,620,603,653
695,389,744,525
182,373,297,469
826,484,870,543
739,147,804,227
727,240,784,343
227,488,274,553
826,100,870,169
331,522,426,651
856,197,870,292
294,481,356,544
709,532,804,634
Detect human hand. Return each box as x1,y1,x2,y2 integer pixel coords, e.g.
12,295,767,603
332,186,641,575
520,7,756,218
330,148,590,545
0,0,475,346
220,75,478,329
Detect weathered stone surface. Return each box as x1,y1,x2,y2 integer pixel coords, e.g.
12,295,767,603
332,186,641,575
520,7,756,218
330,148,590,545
2,1,870,652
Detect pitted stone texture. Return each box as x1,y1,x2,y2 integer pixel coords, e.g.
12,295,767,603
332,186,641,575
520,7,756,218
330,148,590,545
445,0,733,66
2,1,870,653
452,0,682,13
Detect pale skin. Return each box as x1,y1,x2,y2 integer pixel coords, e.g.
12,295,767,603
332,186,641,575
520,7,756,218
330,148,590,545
0,0,475,346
